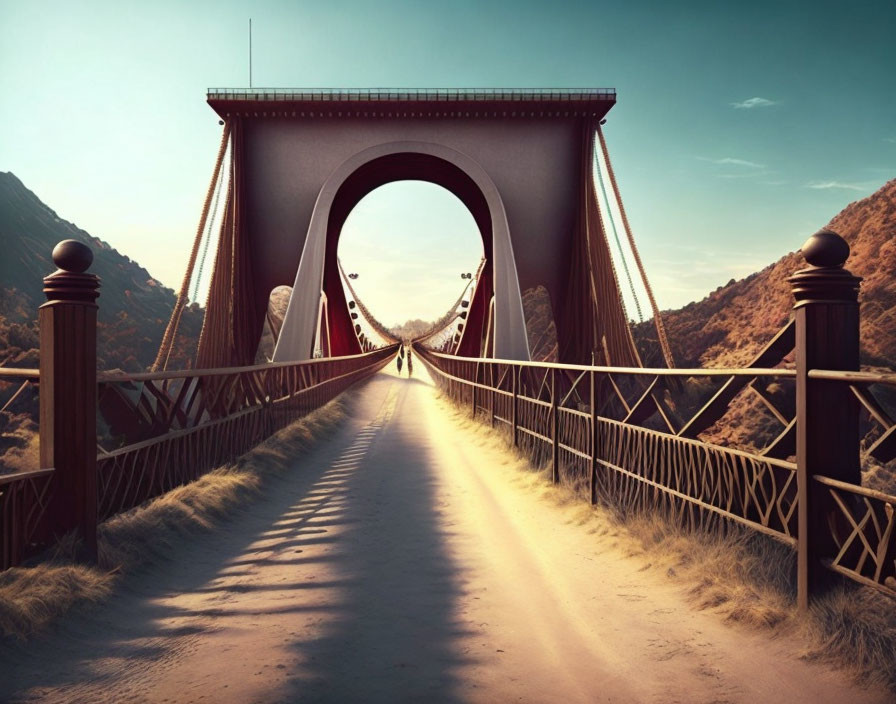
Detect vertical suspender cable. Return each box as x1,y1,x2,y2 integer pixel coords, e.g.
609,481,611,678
153,121,232,371
597,126,676,368
584,122,641,366
593,143,644,323
337,259,401,344
191,145,227,302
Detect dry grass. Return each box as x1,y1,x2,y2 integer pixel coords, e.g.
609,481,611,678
0,560,116,640
801,588,896,693
0,399,347,641
443,397,896,694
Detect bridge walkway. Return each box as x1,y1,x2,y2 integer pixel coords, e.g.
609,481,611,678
1,367,888,703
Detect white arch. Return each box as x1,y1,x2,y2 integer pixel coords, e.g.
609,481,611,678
273,141,531,362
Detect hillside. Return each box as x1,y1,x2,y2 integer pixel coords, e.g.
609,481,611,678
0,172,203,473
637,179,896,370
0,172,202,371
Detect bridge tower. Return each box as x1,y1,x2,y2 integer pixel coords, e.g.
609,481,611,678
157,89,656,369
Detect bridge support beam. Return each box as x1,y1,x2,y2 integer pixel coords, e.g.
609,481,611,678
39,240,100,561
791,229,862,611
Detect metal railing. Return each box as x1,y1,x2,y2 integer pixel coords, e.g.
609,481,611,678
0,467,54,570
94,347,397,519
3,230,894,612
805,370,896,596
0,368,45,569
414,344,896,602
415,347,799,541
0,367,39,415
0,346,398,569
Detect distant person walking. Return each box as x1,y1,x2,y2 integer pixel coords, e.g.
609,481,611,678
396,352,403,375
407,347,413,377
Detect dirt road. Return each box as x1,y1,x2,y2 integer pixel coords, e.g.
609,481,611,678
2,367,889,703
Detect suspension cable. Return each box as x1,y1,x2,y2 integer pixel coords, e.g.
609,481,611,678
191,141,228,302
413,264,481,344
593,141,644,324
584,125,637,366
337,259,400,344
597,125,676,368
153,121,232,371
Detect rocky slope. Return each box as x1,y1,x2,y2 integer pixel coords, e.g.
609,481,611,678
638,179,896,370
633,179,895,491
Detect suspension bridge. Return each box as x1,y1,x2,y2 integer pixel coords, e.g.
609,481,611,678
0,89,894,703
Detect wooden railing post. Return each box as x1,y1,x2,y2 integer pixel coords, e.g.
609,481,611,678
551,367,559,484
39,240,100,561
512,365,519,448
590,368,597,505
790,229,862,611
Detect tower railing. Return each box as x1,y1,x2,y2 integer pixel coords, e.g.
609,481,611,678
206,87,616,102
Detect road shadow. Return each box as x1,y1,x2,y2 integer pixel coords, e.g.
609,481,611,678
280,388,474,702
0,373,474,703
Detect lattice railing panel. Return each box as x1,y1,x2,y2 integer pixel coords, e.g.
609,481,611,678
431,329,800,461
0,468,54,570
804,371,896,490
95,346,397,520
850,380,896,464
96,408,268,520
599,420,797,540
416,344,799,544
417,341,896,602
815,475,896,597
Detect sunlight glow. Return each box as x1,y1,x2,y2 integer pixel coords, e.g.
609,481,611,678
338,181,483,328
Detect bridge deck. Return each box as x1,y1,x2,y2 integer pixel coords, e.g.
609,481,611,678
1,368,887,703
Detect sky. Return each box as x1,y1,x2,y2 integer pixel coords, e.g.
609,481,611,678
1,0,894,325
340,183,482,328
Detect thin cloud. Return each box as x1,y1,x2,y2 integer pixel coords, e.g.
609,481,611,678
731,97,777,109
717,171,771,179
698,156,765,168
806,180,866,191
885,137,896,144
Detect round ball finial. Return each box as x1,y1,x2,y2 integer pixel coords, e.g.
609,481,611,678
52,239,93,273
801,229,850,268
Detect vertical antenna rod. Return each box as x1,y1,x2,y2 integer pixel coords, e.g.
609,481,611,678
248,18,253,88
